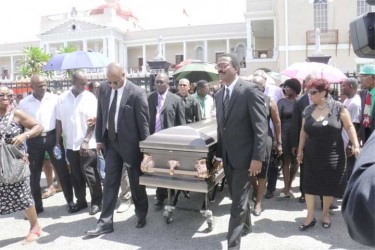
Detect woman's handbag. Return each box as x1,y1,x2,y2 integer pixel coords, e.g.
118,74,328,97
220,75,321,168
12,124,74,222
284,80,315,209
0,111,30,184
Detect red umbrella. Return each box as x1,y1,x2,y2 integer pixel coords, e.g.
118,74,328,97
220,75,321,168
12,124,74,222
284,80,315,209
281,62,347,83
174,59,202,71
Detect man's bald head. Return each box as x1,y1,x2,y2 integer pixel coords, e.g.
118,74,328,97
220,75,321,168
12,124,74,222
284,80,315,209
30,75,47,100
252,76,266,92
106,63,125,90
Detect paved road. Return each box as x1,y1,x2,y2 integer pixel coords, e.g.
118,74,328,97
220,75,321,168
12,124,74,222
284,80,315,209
0,173,372,250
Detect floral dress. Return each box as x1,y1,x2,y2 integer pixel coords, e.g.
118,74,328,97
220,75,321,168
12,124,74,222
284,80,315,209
0,112,34,215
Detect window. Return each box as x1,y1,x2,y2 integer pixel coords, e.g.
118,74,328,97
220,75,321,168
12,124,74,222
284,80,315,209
357,0,373,16
314,0,328,31
195,46,203,61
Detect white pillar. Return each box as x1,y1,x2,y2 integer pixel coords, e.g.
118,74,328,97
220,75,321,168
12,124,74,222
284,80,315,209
102,38,108,57
162,43,166,59
142,45,146,73
119,42,124,67
45,43,50,54
83,40,87,52
10,56,14,81
183,41,186,60
203,40,208,63
246,19,253,60
226,39,230,53
123,44,128,73
107,36,116,61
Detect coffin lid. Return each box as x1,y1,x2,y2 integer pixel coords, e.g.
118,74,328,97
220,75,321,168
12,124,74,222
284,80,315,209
140,119,217,152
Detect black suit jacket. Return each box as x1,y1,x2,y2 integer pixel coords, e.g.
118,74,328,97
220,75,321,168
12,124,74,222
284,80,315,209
342,131,375,247
290,93,310,148
148,91,186,134
96,80,150,167
215,78,268,168
359,89,375,142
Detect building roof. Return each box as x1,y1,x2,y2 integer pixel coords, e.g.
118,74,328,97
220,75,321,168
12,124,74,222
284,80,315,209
90,1,138,21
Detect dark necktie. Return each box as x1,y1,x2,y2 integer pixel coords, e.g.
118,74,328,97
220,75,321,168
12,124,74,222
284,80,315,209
223,88,230,118
108,90,118,141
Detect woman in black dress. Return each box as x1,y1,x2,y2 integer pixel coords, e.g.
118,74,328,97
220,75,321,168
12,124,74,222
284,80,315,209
277,78,301,198
297,79,360,230
0,86,44,243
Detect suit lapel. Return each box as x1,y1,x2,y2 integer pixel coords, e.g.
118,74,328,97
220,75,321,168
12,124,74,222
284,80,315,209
225,80,241,121
161,92,171,113
117,81,131,123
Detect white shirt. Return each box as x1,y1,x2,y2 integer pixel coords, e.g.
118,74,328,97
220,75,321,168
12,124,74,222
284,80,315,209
224,76,239,99
108,82,126,132
56,90,97,150
18,92,58,132
265,84,284,103
342,94,362,148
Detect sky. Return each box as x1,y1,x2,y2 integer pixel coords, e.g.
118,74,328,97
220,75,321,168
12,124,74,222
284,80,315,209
0,0,245,43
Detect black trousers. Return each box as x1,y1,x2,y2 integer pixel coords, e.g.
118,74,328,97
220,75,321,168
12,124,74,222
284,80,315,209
66,149,103,206
98,141,148,227
223,160,252,250
26,133,73,210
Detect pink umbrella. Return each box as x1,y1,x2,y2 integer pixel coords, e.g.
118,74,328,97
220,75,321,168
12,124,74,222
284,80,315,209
281,62,347,83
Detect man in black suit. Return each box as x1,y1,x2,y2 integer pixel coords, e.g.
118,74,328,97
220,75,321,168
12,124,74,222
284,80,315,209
148,73,185,208
214,54,268,250
290,74,315,203
176,78,202,124
342,130,375,247
86,63,150,236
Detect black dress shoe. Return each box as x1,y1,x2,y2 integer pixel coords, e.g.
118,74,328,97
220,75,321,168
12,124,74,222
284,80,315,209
299,196,306,203
85,225,114,236
329,204,338,210
136,219,147,228
154,199,164,210
67,202,77,213
74,202,88,213
89,205,101,215
241,226,252,236
299,218,316,231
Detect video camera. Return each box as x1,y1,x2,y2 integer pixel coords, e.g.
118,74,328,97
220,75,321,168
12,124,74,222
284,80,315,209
350,0,375,58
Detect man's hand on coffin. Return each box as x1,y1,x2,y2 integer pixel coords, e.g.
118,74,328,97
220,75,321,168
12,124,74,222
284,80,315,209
141,154,154,173
248,160,262,176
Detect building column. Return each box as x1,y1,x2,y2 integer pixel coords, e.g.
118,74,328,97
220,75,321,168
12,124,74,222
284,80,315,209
183,41,186,61
123,43,128,72
119,42,124,67
102,38,108,57
203,40,208,62
10,56,14,81
107,36,116,61
142,45,146,73
226,39,230,54
246,19,253,60
162,43,166,59
83,40,87,52
45,43,50,54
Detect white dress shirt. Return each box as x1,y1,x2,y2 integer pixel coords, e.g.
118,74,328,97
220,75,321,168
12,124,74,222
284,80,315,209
18,92,58,132
56,90,97,150
108,82,126,132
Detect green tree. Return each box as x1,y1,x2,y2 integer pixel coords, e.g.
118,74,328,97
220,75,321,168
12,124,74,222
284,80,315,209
19,47,51,78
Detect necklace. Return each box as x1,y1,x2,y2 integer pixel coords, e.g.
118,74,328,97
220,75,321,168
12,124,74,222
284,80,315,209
316,103,327,110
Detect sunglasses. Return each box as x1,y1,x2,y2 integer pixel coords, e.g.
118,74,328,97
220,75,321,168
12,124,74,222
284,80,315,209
215,63,230,70
155,80,165,85
0,94,15,99
308,90,320,95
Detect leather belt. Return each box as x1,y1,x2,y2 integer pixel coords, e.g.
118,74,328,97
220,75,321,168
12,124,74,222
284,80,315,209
40,129,56,137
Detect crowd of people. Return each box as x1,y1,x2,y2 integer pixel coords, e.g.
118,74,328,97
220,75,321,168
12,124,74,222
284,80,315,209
0,58,374,248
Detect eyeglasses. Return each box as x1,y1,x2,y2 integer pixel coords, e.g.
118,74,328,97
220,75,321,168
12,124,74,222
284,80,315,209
107,78,122,85
0,94,15,99
215,63,231,70
308,90,320,95
155,80,165,85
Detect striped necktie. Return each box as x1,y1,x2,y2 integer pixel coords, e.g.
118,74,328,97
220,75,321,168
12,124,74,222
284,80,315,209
223,88,230,118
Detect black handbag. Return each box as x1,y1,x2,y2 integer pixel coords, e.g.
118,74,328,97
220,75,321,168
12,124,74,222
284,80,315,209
0,110,30,184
